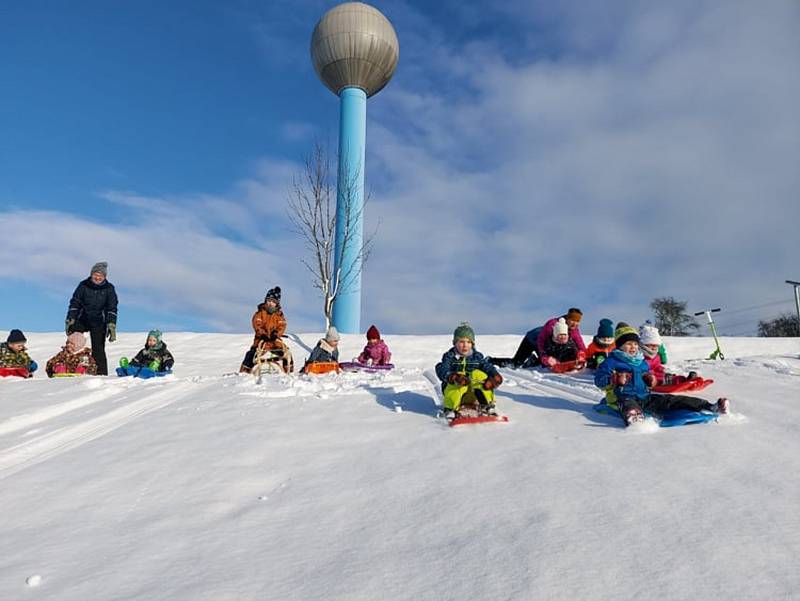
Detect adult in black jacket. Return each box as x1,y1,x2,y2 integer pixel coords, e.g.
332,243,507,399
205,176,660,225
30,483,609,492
66,261,118,375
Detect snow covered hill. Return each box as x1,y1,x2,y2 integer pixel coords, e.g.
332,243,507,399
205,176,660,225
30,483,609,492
1,332,799,600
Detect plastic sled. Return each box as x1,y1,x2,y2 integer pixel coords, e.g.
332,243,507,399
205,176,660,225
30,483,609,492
339,361,394,372
652,377,714,394
549,360,585,373
116,366,172,379
302,361,340,375
594,400,717,428
0,367,30,378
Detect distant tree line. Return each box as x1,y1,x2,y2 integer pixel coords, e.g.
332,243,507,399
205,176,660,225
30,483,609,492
758,313,800,337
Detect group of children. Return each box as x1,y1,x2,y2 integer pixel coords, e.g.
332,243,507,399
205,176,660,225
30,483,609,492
0,328,175,379
2,284,732,427
440,314,730,425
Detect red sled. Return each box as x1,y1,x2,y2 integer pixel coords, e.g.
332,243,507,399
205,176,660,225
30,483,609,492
652,377,714,394
450,414,509,427
0,367,30,378
549,360,585,374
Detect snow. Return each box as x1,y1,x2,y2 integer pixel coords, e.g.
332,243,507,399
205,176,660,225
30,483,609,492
1,332,799,600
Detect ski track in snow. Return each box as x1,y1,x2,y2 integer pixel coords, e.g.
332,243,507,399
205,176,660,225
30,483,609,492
0,380,211,480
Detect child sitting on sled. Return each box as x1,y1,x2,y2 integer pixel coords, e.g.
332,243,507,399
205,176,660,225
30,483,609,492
119,329,175,374
540,318,585,370
639,323,704,388
435,322,503,419
0,330,38,377
46,332,98,377
355,325,392,366
585,319,615,369
302,326,341,373
240,286,292,373
594,325,728,426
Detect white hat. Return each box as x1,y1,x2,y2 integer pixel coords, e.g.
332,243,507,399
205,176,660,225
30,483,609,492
639,324,662,345
553,318,569,340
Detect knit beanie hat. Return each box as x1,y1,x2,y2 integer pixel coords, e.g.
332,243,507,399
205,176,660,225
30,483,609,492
147,329,163,347
91,261,108,276
264,286,281,305
453,322,475,343
553,318,569,339
615,321,629,330
7,329,26,344
566,308,583,322
596,319,614,338
614,325,640,348
366,325,380,340
639,324,662,346
325,326,340,343
68,331,86,349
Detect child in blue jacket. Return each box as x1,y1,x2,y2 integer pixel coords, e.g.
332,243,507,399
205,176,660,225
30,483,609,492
435,322,503,419
594,325,729,425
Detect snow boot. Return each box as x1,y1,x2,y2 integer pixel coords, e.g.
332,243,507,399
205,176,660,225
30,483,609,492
624,407,645,425
714,398,730,414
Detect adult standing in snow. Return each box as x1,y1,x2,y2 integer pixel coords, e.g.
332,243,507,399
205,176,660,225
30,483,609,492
65,261,118,375
504,308,588,368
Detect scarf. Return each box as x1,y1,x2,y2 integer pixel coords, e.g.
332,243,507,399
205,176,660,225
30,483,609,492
611,348,644,366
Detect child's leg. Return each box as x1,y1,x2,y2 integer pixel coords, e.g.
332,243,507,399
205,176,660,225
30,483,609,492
647,393,714,413
469,370,495,406
618,396,644,423
443,383,468,411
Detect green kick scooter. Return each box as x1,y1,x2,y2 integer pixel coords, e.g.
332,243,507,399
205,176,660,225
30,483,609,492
694,308,725,360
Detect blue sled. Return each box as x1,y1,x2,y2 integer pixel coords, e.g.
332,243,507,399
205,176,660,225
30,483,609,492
116,366,172,379
594,401,717,427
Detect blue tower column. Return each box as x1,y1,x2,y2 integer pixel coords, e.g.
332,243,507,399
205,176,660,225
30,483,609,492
332,86,367,334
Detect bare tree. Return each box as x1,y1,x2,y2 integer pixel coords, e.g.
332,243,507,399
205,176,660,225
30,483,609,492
650,297,699,336
286,142,375,328
758,313,800,337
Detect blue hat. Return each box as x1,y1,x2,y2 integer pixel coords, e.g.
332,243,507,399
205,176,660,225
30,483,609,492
597,319,614,338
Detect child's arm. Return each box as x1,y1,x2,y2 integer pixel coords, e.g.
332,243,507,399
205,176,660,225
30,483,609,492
435,352,455,383
381,345,392,364
161,349,175,370
594,357,614,389
357,346,369,364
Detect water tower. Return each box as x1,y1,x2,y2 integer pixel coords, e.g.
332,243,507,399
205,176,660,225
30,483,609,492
311,2,399,333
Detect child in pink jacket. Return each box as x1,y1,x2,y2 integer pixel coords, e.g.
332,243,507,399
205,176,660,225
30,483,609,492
357,325,392,366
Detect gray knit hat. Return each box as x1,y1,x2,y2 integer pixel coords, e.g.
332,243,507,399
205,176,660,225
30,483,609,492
452,322,475,343
91,261,108,276
325,326,340,342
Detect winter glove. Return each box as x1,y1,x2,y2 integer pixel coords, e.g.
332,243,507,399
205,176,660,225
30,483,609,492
29,360,38,373
642,373,657,388
543,357,557,367
611,371,630,387
595,355,606,367
483,373,503,390
148,360,161,371
448,372,470,386
107,323,116,342
65,318,75,335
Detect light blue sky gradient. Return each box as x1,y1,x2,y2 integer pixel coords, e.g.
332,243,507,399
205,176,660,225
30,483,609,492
2,0,798,336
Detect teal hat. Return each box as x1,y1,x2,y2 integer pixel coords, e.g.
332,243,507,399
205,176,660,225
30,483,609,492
453,322,475,343
597,319,614,338
146,330,163,348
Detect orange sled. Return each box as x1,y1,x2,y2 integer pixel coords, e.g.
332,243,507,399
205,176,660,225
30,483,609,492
302,361,341,375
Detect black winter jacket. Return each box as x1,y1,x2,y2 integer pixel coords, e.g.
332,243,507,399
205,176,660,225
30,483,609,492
67,278,118,327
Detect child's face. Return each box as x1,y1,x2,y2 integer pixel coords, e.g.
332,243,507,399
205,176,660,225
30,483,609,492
454,338,473,355
147,336,157,348
367,338,379,346
555,333,569,344
265,299,278,311
643,343,659,354
8,342,25,352
620,340,639,356
327,339,338,347
598,337,614,345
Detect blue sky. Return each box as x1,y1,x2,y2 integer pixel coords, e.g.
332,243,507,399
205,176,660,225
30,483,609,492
1,0,799,336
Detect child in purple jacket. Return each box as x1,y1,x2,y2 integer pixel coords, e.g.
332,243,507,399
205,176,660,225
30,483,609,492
356,325,392,366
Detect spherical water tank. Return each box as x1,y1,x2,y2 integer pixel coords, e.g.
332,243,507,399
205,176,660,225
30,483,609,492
311,2,399,98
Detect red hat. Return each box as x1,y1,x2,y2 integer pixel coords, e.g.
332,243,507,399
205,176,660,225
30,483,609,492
366,325,380,340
